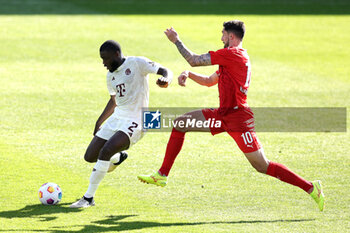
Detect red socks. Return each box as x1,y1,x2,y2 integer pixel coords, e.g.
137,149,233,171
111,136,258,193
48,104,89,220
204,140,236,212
266,161,313,193
158,128,185,176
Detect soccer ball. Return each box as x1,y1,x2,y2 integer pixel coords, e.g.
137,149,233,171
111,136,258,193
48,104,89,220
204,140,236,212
38,182,62,205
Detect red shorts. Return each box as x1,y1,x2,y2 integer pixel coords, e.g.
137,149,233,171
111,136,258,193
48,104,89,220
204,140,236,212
202,108,262,153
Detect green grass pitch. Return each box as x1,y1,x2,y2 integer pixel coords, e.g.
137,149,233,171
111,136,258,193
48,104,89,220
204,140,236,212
0,0,349,232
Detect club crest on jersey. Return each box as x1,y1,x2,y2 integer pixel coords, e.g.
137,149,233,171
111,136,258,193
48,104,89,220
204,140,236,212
125,68,131,75
112,76,115,81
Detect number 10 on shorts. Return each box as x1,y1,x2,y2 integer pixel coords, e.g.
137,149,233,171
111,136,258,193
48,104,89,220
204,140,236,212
241,132,253,145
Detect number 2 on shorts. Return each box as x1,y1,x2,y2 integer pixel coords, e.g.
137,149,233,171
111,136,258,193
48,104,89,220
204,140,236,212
127,122,138,137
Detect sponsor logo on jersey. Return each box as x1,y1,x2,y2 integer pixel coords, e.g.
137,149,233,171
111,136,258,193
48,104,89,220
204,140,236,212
116,83,126,97
143,110,161,129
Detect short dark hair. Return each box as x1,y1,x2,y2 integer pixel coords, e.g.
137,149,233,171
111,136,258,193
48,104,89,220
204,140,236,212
100,40,121,53
223,20,245,40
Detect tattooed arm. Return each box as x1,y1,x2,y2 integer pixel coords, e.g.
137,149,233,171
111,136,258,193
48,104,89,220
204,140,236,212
164,27,211,67
174,40,211,67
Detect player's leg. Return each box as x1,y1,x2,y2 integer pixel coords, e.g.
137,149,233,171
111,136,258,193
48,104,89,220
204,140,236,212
159,109,211,175
244,148,269,173
235,131,324,211
98,131,130,160
108,150,128,173
84,136,107,163
70,131,130,208
231,130,314,192
83,131,130,198
172,109,212,133
138,109,212,186
84,133,128,172
244,148,324,211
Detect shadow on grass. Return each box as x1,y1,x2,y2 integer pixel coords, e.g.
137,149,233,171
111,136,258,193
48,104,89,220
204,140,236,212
0,203,82,221
0,214,316,232
0,0,349,15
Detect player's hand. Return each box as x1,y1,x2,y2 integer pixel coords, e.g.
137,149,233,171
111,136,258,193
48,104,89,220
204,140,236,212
93,123,101,136
178,71,189,87
164,27,179,43
156,77,169,88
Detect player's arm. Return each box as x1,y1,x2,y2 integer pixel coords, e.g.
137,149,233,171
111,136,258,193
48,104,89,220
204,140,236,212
156,67,173,88
164,27,211,67
178,71,218,87
93,95,116,135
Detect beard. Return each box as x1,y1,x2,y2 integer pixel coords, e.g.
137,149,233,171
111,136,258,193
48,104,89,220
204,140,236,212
224,41,229,48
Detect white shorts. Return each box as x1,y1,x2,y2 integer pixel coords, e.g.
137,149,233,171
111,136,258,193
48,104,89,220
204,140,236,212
96,114,144,147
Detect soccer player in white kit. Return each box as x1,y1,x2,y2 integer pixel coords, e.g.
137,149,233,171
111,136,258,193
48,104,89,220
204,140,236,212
70,40,172,208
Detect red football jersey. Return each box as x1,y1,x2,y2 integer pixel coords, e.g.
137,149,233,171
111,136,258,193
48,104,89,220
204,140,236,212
209,47,251,115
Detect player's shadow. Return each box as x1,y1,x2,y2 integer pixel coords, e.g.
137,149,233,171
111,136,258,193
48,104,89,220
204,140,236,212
38,215,315,233
0,203,82,222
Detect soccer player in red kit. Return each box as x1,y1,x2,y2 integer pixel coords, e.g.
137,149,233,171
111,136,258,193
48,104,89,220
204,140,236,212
138,20,324,211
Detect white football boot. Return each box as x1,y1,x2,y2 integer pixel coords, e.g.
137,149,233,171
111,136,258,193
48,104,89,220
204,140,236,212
69,197,95,208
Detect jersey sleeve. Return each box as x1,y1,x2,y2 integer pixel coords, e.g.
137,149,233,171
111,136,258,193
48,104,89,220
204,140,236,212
106,73,116,95
209,48,231,66
135,56,160,76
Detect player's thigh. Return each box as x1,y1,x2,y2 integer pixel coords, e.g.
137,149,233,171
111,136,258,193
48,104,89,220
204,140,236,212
229,131,262,153
84,136,107,163
174,109,211,132
98,131,130,161
229,131,269,172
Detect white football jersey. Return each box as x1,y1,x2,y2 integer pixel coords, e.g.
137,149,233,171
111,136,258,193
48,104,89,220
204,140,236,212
106,56,160,119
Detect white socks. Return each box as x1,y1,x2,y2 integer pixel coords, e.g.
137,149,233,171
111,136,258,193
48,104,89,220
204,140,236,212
84,159,110,198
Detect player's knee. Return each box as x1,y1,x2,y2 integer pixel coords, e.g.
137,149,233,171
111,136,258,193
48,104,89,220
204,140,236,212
255,166,267,174
84,153,97,163
251,162,268,174
98,145,114,161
